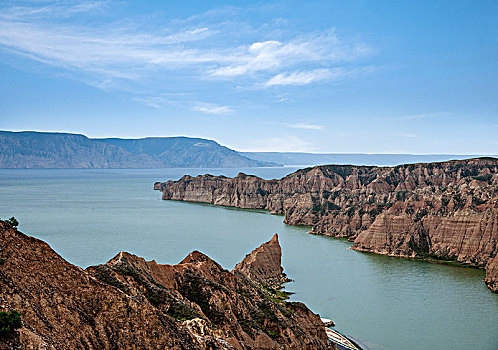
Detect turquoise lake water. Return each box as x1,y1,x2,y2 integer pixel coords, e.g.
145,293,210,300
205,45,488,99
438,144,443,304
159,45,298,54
0,168,497,350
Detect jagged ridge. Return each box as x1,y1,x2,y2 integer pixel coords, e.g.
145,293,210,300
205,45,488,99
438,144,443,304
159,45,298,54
0,220,330,349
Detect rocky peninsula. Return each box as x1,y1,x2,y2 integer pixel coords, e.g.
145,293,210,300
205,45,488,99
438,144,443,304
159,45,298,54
155,158,498,293
0,220,330,349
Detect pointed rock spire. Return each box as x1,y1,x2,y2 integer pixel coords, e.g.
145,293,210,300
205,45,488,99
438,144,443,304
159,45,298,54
232,233,289,288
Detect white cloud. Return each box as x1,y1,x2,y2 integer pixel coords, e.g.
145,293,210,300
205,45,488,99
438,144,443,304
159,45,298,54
400,112,451,120
266,68,334,86
192,103,233,115
209,30,372,78
285,123,324,130
0,1,108,19
0,20,224,77
0,0,377,108
163,27,213,43
209,40,283,77
266,66,376,86
0,2,373,83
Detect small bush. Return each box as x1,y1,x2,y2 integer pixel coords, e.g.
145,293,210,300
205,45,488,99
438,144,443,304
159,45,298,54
472,174,492,183
256,188,269,196
91,266,128,293
0,310,22,334
6,217,19,229
285,301,307,311
166,301,199,321
266,330,280,339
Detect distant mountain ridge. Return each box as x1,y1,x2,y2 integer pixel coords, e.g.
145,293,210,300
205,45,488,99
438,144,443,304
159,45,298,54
242,152,498,166
0,131,275,168
1,130,495,169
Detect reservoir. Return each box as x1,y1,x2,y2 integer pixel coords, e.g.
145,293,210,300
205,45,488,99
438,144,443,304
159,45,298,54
0,168,497,350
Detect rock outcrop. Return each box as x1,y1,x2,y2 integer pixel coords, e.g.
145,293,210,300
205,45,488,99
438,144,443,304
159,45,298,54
155,158,498,292
233,233,290,288
0,220,330,349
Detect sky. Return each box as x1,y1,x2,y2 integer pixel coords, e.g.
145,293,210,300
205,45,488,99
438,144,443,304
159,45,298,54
0,0,497,154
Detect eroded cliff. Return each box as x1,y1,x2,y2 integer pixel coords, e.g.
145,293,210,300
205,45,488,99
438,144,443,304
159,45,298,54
155,158,498,292
0,220,330,349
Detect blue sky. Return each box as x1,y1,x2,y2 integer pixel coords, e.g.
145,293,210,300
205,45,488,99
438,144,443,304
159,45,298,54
0,0,497,153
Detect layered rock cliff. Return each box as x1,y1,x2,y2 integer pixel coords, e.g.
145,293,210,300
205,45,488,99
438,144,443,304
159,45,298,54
0,220,330,349
155,158,498,292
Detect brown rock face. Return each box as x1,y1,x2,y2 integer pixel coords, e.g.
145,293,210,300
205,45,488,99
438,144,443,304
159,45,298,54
485,254,498,293
155,158,498,292
233,233,290,288
0,221,199,350
0,221,330,350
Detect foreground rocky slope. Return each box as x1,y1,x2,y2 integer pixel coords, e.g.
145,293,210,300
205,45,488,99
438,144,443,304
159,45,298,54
0,221,329,349
155,158,498,292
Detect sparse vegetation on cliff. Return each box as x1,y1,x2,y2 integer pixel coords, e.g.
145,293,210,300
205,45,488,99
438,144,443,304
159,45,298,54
0,311,22,334
5,217,18,229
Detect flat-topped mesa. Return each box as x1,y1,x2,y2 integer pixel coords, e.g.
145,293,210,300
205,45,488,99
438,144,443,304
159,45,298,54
0,221,330,349
233,233,291,288
155,157,498,293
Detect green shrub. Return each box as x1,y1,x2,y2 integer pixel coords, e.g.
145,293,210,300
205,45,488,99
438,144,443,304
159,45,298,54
91,266,128,293
284,301,307,311
256,188,269,196
266,330,280,339
472,174,492,183
6,217,19,229
0,310,22,334
181,274,226,324
166,301,199,321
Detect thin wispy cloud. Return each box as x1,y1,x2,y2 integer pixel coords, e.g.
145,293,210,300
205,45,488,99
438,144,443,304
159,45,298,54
266,69,333,86
400,112,451,120
0,0,377,110
284,123,324,130
266,66,377,86
209,31,371,78
192,103,233,115
393,132,418,138
0,1,108,19
0,20,222,77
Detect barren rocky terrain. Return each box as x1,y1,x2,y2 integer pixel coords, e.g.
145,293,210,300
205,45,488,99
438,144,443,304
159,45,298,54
0,221,329,349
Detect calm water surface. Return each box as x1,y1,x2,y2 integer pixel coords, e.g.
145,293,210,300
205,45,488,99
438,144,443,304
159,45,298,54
0,168,497,350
